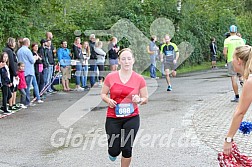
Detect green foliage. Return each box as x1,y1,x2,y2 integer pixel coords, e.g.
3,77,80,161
0,0,251,67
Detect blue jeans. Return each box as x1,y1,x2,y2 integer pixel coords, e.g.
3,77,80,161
81,65,88,87
89,60,97,87
75,63,82,86
43,67,49,88
32,75,41,100
150,64,156,78
45,65,53,92
19,89,26,105
25,75,33,105
76,64,89,87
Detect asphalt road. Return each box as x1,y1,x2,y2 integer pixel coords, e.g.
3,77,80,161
0,68,238,167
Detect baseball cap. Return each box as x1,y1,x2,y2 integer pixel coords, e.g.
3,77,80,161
229,25,237,33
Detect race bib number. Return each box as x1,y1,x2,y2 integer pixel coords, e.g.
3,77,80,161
165,51,173,56
115,103,134,117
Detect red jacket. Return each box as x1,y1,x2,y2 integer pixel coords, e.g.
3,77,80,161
17,70,27,89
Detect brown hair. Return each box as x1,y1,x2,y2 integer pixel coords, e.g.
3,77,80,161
118,48,134,59
234,45,252,79
0,52,9,66
18,62,25,69
31,43,38,49
82,41,91,56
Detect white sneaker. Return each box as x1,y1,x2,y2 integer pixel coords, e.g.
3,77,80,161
77,87,84,91
27,103,36,107
37,100,44,103
21,105,27,109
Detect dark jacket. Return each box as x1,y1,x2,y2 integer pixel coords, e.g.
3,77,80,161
108,43,119,59
39,46,49,68
3,46,18,77
47,47,54,65
89,40,97,60
0,66,11,86
72,44,83,60
209,42,217,55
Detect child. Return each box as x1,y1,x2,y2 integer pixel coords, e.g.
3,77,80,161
0,52,12,113
17,62,27,109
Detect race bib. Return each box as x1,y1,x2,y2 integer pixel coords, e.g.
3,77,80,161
115,103,134,117
165,51,173,56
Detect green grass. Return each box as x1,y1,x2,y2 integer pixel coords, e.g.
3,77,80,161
141,61,226,77
176,61,226,74
54,83,76,91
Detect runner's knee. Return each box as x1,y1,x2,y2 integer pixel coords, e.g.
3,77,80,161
108,148,121,157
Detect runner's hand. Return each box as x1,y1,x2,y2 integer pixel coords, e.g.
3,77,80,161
223,142,232,155
132,95,141,104
107,98,117,108
173,59,177,64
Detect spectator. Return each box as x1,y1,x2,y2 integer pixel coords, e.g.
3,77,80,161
32,43,44,94
147,35,159,79
81,41,90,90
3,37,21,110
17,38,37,107
57,40,72,92
46,32,58,92
17,62,27,109
0,52,12,113
94,40,106,87
209,37,217,69
108,37,119,71
72,37,84,91
88,34,97,87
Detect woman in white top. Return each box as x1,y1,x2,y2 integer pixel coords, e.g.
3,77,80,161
223,45,252,155
94,40,106,86
81,41,90,90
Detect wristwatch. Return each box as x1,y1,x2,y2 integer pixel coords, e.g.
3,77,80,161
225,137,233,143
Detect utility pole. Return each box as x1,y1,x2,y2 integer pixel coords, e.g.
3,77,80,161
176,0,182,32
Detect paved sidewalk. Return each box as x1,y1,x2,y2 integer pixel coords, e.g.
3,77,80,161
192,90,252,156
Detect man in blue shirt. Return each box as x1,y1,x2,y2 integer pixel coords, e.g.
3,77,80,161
57,40,72,91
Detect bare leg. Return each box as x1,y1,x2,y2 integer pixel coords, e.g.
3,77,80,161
213,61,216,67
62,79,67,91
66,79,70,90
8,93,13,107
165,69,171,85
12,91,17,105
121,157,131,167
171,70,177,77
231,76,238,95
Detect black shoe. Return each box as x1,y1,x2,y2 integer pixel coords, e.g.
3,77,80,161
8,106,20,111
0,107,11,113
13,104,22,109
83,86,90,91
2,110,12,115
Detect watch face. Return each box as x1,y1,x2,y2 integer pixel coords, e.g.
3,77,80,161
226,137,232,142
